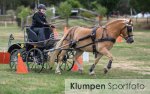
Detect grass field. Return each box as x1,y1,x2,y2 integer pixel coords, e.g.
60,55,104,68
0,20,150,94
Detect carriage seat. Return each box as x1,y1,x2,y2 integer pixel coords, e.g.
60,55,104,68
26,27,38,42
26,27,54,42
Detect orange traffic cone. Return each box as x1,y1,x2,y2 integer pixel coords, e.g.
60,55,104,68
16,53,28,74
72,63,78,71
72,56,83,72
116,36,122,43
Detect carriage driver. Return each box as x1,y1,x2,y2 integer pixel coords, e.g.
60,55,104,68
31,4,55,41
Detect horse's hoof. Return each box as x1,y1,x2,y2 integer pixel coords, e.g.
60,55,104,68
104,68,108,74
89,71,95,75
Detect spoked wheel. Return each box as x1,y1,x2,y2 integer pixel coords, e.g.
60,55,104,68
59,50,75,71
9,49,19,71
9,49,27,71
26,48,44,73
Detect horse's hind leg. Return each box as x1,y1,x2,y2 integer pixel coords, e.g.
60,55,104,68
73,50,83,73
89,54,103,75
99,48,113,74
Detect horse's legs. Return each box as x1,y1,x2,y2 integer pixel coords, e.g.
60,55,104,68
55,41,69,74
89,54,103,75
99,48,113,74
55,57,61,74
73,50,83,73
55,50,69,74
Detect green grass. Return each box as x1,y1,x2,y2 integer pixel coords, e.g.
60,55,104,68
0,26,24,50
0,65,149,94
0,22,150,94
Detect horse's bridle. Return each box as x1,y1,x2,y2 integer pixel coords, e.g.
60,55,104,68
119,23,134,40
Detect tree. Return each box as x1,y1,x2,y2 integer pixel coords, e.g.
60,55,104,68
130,0,150,13
97,0,120,13
116,0,130,14
0,0,35,14
95,4,107,25
79,0,92,9
17,6,31,29
6,9,16,22
46,7,53,22
99,0,120,19
6,10,15,16
57,2,72,27
66,0,82,8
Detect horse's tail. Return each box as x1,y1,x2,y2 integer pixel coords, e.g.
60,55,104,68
50,26,77,66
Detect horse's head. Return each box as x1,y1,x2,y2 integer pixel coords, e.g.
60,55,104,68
120,19,134,44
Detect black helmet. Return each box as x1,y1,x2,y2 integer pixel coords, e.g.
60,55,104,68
38,4,46,10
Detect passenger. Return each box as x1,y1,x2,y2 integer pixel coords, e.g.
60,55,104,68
31,4,55,41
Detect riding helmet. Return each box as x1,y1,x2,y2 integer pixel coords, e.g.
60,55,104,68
38,4,46,10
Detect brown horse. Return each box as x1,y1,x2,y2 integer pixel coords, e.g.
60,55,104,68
50,18,134,75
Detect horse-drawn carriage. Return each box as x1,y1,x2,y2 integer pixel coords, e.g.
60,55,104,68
7,19,134,75
7,27,75,72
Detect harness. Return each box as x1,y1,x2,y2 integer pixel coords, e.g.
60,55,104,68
48,20,134,56
69,26,116,58
91,27,98,57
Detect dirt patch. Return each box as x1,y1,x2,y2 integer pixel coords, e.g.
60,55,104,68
138,72,150,75
113,61,150,75
138,48,150,54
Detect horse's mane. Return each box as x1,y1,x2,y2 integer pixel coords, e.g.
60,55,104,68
106,19,128,26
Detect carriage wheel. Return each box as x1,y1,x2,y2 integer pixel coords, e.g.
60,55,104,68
59,50,75,71
9,49,19,71
26,48,44,73
9,49,27,71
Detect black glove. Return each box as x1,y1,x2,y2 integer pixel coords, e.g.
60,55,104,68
50,25,55,28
